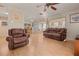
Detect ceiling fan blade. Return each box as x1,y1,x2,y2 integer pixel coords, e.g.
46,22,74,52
51,3,59,5
46,3,59,6
51,6,57,10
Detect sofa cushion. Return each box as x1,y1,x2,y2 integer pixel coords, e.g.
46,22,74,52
11,29,24,35
13,34,23,37
44,32,60,36
14,36,27,44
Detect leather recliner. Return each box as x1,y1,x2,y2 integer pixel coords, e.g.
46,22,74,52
6,28,29,50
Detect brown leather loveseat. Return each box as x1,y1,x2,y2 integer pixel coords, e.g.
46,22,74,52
6,28,29,50
43,28,67,41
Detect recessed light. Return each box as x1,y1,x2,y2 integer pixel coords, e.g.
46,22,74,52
5,12,8,15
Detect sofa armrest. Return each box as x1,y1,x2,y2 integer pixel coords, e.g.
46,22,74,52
6,36,14,50
24,33,30,38
58,30,64,34
6,36,13,41
43,31,46,33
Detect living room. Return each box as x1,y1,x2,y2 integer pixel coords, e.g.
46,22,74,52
0,3,79,56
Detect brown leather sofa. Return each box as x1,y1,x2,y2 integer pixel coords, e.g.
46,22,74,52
43,28,67,41
6,28,29,50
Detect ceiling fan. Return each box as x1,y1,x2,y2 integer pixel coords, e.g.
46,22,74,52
37,3,59,12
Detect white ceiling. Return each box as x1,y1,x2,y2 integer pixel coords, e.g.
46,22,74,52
47,3,79,16
0,3,79,20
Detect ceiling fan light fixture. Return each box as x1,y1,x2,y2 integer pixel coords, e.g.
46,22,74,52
5,12,8,15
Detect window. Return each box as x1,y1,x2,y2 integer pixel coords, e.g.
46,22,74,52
61,20,65,28
50,18,65,28
43,23,46,31
53,22,59,28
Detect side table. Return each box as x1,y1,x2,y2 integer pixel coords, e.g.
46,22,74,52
74,35,79,56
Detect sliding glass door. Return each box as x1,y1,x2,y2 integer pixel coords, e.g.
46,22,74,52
32,22,47,32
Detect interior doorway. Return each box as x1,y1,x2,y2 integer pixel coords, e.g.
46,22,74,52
39,23,47,31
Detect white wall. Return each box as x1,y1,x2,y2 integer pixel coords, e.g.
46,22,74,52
0,7,25,37
8,7,24,29
65,9,79,40
0,7,8,37
8,20,24,29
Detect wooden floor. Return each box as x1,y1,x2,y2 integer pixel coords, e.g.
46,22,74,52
0,32,74,56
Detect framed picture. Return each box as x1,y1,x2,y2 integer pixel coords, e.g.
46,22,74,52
1,21,8,26
70,13,79,23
